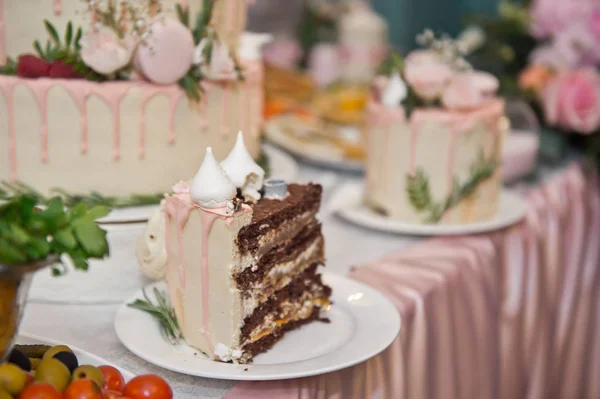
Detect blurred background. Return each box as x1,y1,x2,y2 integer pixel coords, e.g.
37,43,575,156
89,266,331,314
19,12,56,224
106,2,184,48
248,0,498,52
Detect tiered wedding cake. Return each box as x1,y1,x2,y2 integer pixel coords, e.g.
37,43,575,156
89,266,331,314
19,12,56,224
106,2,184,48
0,0,267,197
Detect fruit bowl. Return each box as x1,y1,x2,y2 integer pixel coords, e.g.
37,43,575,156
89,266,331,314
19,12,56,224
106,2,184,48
0,257,56,362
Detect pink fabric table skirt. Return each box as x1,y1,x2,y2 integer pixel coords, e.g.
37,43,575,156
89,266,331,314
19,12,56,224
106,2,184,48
226,163,600,399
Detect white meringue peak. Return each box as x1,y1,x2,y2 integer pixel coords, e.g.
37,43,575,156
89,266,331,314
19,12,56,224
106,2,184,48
220,131,265,189
190,147,237,208
382,72,408,108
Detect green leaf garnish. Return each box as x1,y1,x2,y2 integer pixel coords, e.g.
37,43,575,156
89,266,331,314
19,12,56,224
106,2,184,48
406,150,496,223
128,288,183,344
44,20,60,44
0,190,110,267
65,21,73,49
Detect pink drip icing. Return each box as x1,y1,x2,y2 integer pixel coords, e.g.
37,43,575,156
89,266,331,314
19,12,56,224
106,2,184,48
198,210,219,354
28,80,54,163
168,89,183,144
94,83,131,160
139,85,182,158
0,0,5,65
220,86,229,136
446,124,460,196
0,79,17,179
408,121,420,176
54,0,62,15
226,0,236,34
64,85,92,154
240,88,247,134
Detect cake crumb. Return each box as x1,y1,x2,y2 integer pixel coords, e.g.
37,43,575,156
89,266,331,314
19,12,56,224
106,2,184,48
244,368,248,372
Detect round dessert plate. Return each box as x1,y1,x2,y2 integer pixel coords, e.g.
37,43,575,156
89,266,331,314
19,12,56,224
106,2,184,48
114,272,401,380
330,182,527,236
264,118,364,172
98,144,299,224
15,332,135,382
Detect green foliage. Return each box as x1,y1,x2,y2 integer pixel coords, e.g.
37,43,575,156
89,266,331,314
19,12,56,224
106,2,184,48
128,288,182,344
378,53,405,77
406,169,432,211
0,194,109,266
0,57,17,75
466,1,536,96
35,21,106,81
0,181,163,209
406,150,496,223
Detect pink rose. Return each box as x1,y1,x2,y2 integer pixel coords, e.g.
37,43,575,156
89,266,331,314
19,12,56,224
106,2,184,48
441,75,485,111
403,50,453,102
542,69,600,134
79,28,136,75
194,39,237,81
529,0,594,39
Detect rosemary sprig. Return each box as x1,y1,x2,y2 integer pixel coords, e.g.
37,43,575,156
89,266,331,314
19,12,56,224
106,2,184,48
128,288,182,344
406,150,496,223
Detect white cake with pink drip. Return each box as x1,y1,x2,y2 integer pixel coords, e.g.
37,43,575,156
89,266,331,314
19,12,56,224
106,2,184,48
366,31,507,225
0,0,269,198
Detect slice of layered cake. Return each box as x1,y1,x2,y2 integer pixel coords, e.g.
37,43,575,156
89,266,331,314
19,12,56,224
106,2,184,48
136,133,331,363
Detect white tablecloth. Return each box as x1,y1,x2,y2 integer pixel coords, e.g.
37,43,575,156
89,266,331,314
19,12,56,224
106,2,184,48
21,163,419,398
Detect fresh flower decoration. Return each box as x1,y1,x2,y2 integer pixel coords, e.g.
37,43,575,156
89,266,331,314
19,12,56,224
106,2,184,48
194,36,238,81
80,27,136,75
470,0,600,165
0,0,245,103
375,30,499,113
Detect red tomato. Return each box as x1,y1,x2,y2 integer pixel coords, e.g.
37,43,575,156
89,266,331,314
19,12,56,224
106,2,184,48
18,382,62,399
123,375,172,399
98,366,125,392
103,389,132,399
63,379,104,399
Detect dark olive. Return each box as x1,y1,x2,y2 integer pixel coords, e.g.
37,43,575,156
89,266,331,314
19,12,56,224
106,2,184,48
7,348,31,371
53,351,79,374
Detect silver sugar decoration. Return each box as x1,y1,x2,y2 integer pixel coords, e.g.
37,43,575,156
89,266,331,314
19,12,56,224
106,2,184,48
263,179,288,200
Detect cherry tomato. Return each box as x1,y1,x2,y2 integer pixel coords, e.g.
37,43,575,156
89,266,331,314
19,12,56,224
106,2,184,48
123,375,172,399
98,366,125,392
63,379,104,399
18,382,62,399
103,389,132,399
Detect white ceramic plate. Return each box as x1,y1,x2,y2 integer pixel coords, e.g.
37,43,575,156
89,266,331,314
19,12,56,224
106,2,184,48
264,118,364,172
98,144,299,224
114,272,400,381
15,333,136,381
330,182,527,236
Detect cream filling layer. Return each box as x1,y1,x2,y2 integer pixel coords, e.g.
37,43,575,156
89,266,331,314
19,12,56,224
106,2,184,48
240,236,324,319
234,210,317,274
244,294,330,345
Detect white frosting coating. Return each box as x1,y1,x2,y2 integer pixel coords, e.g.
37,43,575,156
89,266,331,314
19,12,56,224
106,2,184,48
214,343,243,362
237,32,273,61
190,147,237,208
220,132,265,202
382,72,408,108
136,201,168,281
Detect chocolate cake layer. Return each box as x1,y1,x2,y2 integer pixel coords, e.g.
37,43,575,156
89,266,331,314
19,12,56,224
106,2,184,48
235,221,324,292
241,307,321,360
237,184,322,255
240,263,331,341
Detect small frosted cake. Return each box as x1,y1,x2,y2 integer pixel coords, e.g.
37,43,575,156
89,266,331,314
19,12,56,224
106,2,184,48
136,133,331,363
365,31,506,224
